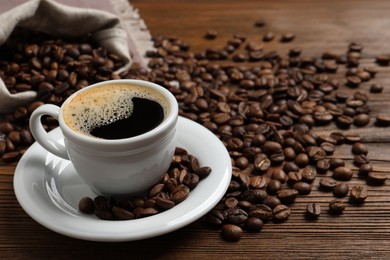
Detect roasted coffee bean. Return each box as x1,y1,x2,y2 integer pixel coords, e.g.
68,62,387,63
267,179,282,195
195,166,212,179
329,199,346,215
353,113,370,126
354,154,370,166
349,185,368,203
319,178,337,190
301,166,317,183
136,207,159,218
293,181,312,195
183,173,200,189
375,114,390,126
225,197,239,208
287,171,302,185
280,33,295,42
263,32,275,42
95,210,115,220
262,196,281,209
329,158,345,170
250,175,268,189
271,169,287,183
370,83,383,93
204,29,218,40
248,204,273,221
306,203,321,218
320,142,335,155
206,209,225,226
333,183,349,198
273,204,291,221
333,166,353,180
295,153,309,167
155,197,175,210
245,217,264,232
263,141,283,155
330,132,345,144
316,159,330,174
221,224,243,242
358,163,373,176
276,189,298,204
78,197,95,214
226,208,248,225
352,142,368,155
345,134,362,143
1,151,20,163
253,153,271,171
367,172,387,185
376,55,390,66
284,162,300,173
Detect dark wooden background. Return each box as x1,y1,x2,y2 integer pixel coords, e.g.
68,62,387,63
1,0,390,259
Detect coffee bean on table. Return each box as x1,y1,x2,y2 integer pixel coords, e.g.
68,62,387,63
273,204,291,221
263,32,275,42
370,83,383,93
352,142,368,155
316,159,330,174
333,183,349,198
354,154,370,166
329,158,345,170
375,114,390,126
301,166,317,183
319,178,337,190
353,114,370,126
221,224,243,242
276,189,299,204
329,199,346,215
306,203,321,218
333,166,353,181
376,55,390,66
293,181,312,195
367,172,387,185
349,185,368,203
245,217,264,232
280,33,295,42
204,30,218,40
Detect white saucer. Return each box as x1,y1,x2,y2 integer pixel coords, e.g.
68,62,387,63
13,117,231,242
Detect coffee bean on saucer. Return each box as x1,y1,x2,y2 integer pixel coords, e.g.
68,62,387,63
79,196,95,214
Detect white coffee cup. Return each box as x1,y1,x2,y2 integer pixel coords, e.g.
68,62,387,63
29,79,178,197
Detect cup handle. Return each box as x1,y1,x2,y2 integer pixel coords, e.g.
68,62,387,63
29,104,70,160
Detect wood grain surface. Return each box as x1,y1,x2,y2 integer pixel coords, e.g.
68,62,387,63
1,0,390,259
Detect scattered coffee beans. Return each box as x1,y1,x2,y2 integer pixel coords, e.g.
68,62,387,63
1,19,390,243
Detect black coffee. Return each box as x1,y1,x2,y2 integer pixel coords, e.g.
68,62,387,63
90,97,164,139
63,84,168,139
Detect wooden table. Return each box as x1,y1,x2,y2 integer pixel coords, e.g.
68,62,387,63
2,0,390,258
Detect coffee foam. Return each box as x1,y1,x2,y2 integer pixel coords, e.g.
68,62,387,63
63,84,168,137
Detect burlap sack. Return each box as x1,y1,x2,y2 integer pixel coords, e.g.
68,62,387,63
0,0,134,113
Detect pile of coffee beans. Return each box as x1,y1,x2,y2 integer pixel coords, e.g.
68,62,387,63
1,21,390,242
78,147,212,220
0,28,123,162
